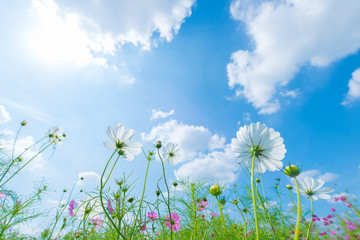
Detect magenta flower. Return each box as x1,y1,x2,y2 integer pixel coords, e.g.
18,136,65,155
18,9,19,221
330,230,336,235
147,211,157,221
164,212,181,231
0,192,6,199
345,220,354,225
68,200,75,216
196,200,209,211
91,217,102,229
140,225,146,232
107,200,114,214
346,236,351,239
210,213,219,218
340,196,347,201
324,222,329,226
319,232,327,236
346,202,352,208
346,225,356,230
334,196,339,201
330,207,336,212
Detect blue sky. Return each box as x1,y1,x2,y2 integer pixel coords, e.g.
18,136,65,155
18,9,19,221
1,0,360,232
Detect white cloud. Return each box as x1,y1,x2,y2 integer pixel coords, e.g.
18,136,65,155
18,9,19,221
228,0,360,114
342,68,360,105
141,119,226,162
76,171,101,186
151,109,175,120
0,105,11,123
28,0,195,68
296,169,338,182
280,89,300,99
0,135,46,171
174,145,239,185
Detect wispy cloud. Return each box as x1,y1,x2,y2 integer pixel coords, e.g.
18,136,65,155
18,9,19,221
150,109,175,120
0,105,11,123
0,97,53,124
342,68,360,105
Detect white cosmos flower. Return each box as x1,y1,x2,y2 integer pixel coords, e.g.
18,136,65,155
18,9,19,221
230,122,286,173
295,177,334,200
47,126,64,144
162,142,184,165
103,123,142,161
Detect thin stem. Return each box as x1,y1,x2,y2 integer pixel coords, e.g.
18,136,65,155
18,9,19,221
236,204,247,238
306,198,313,239
157,149,172,240
216,196,228,238
99,150,126,240
0,141,54,187
277,184,286,238
294,178,302,240
251,154,260,240
289,189,297,209
131,158,151,239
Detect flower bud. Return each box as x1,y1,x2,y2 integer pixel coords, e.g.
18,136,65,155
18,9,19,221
155,141,162,149
219,197,226,205
209,185,221,196
232,199,239,205
117,181,124,186
286,184,293,190
255,178,260,183
80,177,84,180
276,178,280,181
284,164,301,178
21,120,27,126
63,189,67,193
173,182,178,187
156,190,160,196
127,197,134,203
242,208,248,213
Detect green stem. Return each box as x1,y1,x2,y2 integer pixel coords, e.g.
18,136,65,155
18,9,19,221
216,196,228,238
157,149,172,240
99,150,126,240
306,198,313,240
251,154,260,240
294,178,302,240
236,204,247,238
0,141,54,187
277,184,286,238
289,190,297,209
131,158,151,239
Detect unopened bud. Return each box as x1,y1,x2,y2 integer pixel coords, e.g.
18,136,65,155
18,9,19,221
155,141,162,149
286,185,293,190
21,120,27,126
255,178,260,183
127,197,134,203
209,185,221,196
156,190,161,196
173,182,178,187
284,164,301,178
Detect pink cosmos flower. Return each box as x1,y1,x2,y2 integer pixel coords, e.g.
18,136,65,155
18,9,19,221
346,202,352,208
107,200,114,214
0,192,6,199
324,222,329,226
68,200,75,216
334,197,339,201
210,213,219,218
346,225,356,230
147,211,157,221
346,236,351,239
140,225,146,232
91,217,102,229
330,230,336,235
330,207,336,212
164,212,181,231
319,232,327,236
196,200,209,211
340,196,347,201
345,220,354,225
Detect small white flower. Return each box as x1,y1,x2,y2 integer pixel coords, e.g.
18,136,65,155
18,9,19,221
230,122,286,173
103,123,142,161
295,177,334,200
47,126,64,144
162,142,183,165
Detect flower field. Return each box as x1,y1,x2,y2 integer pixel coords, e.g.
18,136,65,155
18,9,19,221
0,121,359,240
